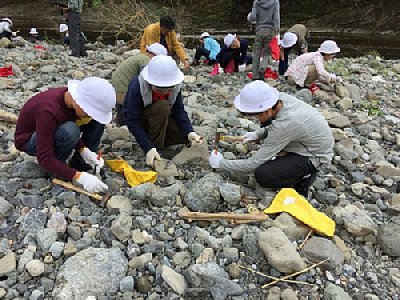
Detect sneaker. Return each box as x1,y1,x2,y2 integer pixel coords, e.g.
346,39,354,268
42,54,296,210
293,172,317,198
68,152,92,172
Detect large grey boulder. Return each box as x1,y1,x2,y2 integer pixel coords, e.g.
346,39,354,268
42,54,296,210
53,247,127,299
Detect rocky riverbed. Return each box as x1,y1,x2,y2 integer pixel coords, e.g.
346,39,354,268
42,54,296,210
0,37,399,300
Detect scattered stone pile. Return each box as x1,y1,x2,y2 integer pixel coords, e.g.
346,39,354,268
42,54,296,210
0,37,399,299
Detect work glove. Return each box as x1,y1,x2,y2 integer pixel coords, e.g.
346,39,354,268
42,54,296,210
336,76,343,84
218,66,224,74
209,150,223,169
12,32,17,37
188,132,203,146
238,64,246,72
80,147,104,169
76,172,108,193
146,148,161,167
243,132,258,144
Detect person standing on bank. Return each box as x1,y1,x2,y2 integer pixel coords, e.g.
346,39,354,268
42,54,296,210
14,77,116,193
65,0,87,57
123,55,203,167
111,43,167,126
140,16,190,70
247,0,280,80
216,34,252,73
209,80,334,197
284,40,341,88
278,24,310,75
192,32,221,66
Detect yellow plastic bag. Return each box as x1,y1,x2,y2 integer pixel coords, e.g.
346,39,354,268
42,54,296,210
106,159,157,187
263,188,335,237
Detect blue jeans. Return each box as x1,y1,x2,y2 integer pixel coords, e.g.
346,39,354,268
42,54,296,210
25,120,105,161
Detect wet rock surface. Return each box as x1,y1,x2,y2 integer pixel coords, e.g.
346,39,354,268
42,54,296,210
0,39,399,299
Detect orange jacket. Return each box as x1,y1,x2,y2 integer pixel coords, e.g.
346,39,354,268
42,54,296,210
140,22,188,62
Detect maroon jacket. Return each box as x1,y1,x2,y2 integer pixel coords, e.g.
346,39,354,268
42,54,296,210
14,87,84,180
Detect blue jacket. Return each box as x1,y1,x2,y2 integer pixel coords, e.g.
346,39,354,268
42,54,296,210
204,37,221,60
216,38,249,65
123,76,194,153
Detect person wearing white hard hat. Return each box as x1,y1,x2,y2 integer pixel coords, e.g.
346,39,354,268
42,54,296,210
209,80,334,197
285,40,341,88
216,33,252,73
28,28,41,44
123,55,203,167
0,18,16,40
278,24,310,75
140,16,190,70
111,43,168,126
14,77,116,194
247,0,280,80
192,32,221,66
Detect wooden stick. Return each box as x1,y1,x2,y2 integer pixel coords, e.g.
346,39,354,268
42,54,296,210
262,258,329,288
238,265,314,286
179,211,268,223
298,230,314,250
220,135,245,142
52,178,103,201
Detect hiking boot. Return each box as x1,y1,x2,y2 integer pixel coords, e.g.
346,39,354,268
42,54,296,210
293,172,317,198
68,152,92,172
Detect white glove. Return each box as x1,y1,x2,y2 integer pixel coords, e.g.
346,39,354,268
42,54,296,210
188,132,203,146
243,132,258,144
336,76,343,84
218,67,224,74
12,32,17,37
209,151,223,169
80,148,104,169
146,148,161,167
76,172,108,193
238,64,246,72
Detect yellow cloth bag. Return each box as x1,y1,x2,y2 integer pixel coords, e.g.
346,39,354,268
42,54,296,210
106,159,157,187
263,188,336,237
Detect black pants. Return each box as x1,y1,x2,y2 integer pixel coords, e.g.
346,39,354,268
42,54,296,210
220,51,252,72
68,11,87,57
254,153,317,189
0,31,12,40
194,47,215,64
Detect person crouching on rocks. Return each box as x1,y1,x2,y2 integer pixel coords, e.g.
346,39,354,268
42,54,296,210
216,33,252,73
0,18,17,40
111,43,167,127
192,32,221,66
14,77,116,193
284,40,341,88
123,55,203,167
28,28,41,43
209,80,334,197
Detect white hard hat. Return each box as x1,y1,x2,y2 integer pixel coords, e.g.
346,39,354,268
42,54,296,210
29,28,38,35
200,32,210,39
59,24,68,33
141,55,184,87
1,18,12,26
146,43,167,56
68,77,116,124
224,33,236,47
318,40,340,54
280,32,298,48
234,81,280,113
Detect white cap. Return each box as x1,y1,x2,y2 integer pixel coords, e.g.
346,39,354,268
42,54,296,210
141,55,184,87
318,40,340,54
59,24,68,33
29,28,38,35
1,18,12,26
234,81,279,113
280,32,298,48
224,33,236,47
146,43,167,56
68,77,116,124
200,32,210,39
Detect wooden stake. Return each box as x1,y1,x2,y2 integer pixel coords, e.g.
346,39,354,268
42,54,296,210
179,210,268,224
298,230,314,250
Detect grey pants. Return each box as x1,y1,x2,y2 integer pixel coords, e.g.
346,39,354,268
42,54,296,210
252,27,275,79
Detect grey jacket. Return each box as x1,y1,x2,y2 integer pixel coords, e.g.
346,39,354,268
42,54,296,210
248,0,280,32
219,92,334,173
